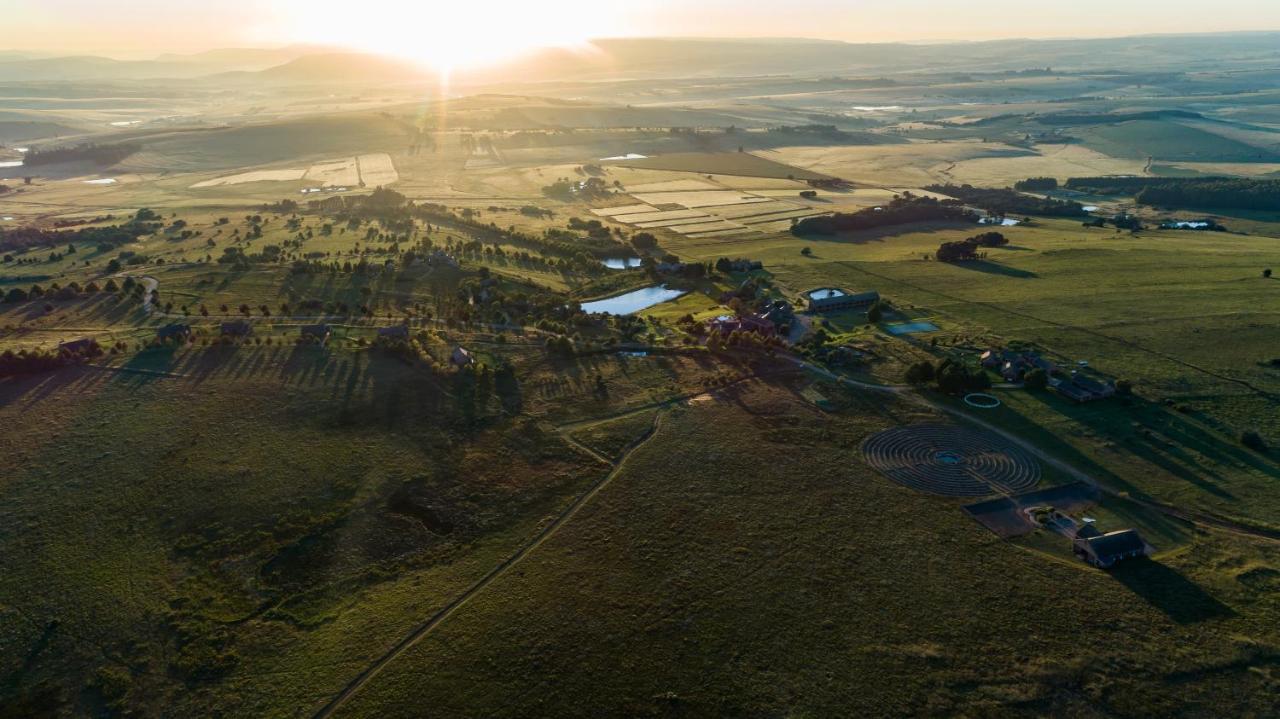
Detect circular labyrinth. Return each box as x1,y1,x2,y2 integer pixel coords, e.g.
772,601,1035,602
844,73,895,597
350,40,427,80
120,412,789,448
861,424,1041,497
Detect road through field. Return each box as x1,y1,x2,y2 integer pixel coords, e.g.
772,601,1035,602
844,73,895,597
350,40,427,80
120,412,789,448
310,411,666,719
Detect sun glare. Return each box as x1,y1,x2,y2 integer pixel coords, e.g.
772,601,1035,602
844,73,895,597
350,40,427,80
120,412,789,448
269,0,620,72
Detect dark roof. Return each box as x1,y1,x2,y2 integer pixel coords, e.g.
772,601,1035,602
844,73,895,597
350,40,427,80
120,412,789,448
1070,373,1111,394
1075,523,1102,539
378,325,409,338
300,324,331,336
1056,384,1094,402
1086,530,1147,560
221,321,252,335
809,289,880,310
157,323,191,337
58,338,97,352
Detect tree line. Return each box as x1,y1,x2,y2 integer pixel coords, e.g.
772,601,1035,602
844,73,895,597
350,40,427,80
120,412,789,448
924,183,1087,217
792,194,977,235
22,142,142,167
1064,177,1280,212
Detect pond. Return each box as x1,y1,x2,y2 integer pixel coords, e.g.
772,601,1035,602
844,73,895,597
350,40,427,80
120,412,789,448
886,321,940,335
980,217,1021,226
602,257,643,270
581,285,687,315
599,153,647,161
1081,205,1099,212
807,288,846,301
83,178,117,185
0,160,22,168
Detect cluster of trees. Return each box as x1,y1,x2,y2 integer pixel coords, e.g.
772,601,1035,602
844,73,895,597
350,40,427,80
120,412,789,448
410,202,623,272
1035,109,1202,126
1082,213,1144,231
924,183,1087,217
935,231,1008,262
542,176,611,201
0,340,104,378
4,279,121,304
0,208,161,253
1065,177,1280,212
792,194,977,235
1013,177,1058,192
905,358,992,394
22,142,141,166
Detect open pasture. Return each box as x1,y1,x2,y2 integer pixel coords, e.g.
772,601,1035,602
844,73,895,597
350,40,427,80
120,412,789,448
608,151,832,180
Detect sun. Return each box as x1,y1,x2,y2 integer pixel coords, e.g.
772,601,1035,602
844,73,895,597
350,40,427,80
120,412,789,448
267,0,621,73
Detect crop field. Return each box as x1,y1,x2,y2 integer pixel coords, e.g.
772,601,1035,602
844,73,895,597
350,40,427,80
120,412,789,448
190,168,309,188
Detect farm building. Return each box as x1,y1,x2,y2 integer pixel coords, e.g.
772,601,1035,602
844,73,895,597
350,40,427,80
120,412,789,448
807,288,880,313
1054,372,1116,403
1073,528,1150,568
708,314,776,336
760,300,794,326
451,346,475,367
220,321,253,337
300,324,331,343
378,325,410,340
156,323,191,342
58,338,100,357
982,350,1055,383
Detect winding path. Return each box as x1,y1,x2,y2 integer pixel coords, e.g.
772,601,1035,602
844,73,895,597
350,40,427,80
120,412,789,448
311,411,666,719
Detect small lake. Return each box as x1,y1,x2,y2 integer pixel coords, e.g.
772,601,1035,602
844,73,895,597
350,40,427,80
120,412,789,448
0,160,22,168
83,178,117,185
1081,205,1099,212
581,285,687,315
886,321,940,335
1169,221,1210,229
980,217,1021,227
599,153,647,161
602,257,643,270
808,288,846,301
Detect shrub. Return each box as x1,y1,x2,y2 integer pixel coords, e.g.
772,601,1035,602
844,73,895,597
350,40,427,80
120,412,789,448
866,301,884,323
905,361,935,385
1242,431,1267,452
1024,368,1049,390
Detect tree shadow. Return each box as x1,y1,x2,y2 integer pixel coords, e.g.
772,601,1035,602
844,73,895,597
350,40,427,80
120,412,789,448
1110,558,1235,625
952,260,1039,279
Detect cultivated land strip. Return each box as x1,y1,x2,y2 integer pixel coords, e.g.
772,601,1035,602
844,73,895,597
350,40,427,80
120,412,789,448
311,412,666,719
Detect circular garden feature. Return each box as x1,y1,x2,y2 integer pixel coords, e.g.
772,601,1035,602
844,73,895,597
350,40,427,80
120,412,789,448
861,423,1041,497
964,393,1002,409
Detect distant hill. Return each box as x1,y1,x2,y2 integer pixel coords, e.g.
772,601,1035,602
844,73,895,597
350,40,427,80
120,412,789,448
153,46,332,71
245,53,433,86
0,46,333,82
6,32,1280,86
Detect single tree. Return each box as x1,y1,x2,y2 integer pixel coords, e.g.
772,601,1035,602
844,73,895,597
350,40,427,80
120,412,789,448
1024,368,1049,390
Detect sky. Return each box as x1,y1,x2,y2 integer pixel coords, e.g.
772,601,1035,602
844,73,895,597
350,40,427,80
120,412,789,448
5,0,1280,64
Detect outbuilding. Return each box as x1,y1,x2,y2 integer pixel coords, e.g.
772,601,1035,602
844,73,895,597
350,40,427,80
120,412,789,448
300,324,332,343
1073,529,1150,568
220,321,253,337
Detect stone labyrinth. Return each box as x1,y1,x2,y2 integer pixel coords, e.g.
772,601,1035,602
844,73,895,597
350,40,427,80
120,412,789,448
861,424,1041,497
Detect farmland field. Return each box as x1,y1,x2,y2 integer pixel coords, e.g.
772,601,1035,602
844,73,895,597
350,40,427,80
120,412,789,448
4,28,1280,719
